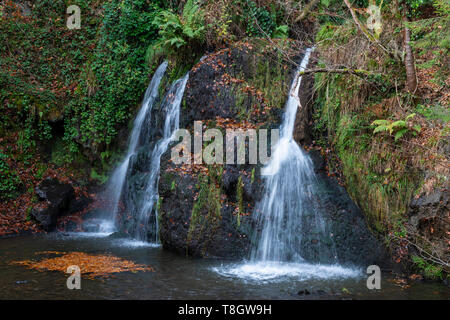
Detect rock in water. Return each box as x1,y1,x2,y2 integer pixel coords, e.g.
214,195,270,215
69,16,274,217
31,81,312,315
31,178,75,231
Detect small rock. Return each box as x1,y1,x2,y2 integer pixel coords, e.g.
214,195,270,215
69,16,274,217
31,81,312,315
297,289,310,295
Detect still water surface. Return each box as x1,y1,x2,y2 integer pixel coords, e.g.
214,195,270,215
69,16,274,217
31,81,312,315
0,233,448,299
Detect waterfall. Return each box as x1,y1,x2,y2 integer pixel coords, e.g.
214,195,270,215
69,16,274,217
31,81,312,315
104,61,188,242
104,61,167,232
251,48,337,263
133,73,189,241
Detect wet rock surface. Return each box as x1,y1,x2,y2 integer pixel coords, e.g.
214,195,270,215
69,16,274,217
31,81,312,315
31,178,75,231
159,154,259,259
156,42,387,264
306,150,389,266
158,41,290,258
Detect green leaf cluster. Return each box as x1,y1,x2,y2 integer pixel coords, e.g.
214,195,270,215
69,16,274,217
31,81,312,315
372,113,421,141
147,0,206,66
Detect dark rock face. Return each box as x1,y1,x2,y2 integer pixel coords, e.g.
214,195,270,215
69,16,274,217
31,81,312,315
159,154,260,259
31,178,75,231
155,41,387,265
408,189,449,264
158,41,292,258
307,150,388,266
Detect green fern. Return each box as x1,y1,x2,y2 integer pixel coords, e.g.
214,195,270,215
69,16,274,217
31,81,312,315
147,0,206,65
372,113,421,141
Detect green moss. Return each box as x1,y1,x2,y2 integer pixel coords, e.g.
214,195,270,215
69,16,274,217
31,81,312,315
314,66,420,235
251,167,256,183
0,152,22,200
187,165,223,249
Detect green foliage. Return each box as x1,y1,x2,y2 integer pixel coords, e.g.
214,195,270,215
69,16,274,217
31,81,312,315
415,103,450,122
412,255,444,279
272,25,289,39
0,0,93,157
147,0,206,66
313,71,420,234
404,0,435,17
1,0,164,171
251,167,255,183
64,0,164,158
242,0,276,37
0,152,22,200
409,0,450,82
236,175,244,227
372,113,421,141
90,168,108,185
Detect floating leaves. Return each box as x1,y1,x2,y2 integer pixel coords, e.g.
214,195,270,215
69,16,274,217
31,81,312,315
10,251,154,280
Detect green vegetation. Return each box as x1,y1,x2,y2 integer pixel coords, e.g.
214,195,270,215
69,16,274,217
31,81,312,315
187,166,223,253
236,175,244,227
372,113,421,142
409,0,450,82
0,152,22,200
0,0,166,175
242,0,276,37
412,255,444,279
147,0,206,67
64,0,164,159
313,0,449,276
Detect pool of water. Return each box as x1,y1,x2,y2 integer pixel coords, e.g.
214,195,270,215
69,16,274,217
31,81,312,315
0,233,448,299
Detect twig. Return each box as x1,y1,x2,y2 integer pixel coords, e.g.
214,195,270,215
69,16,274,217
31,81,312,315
343,0,397,60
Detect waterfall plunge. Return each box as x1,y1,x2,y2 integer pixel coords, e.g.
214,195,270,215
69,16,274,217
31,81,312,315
250,48,336,263
213,49,361,281
104,62,168,232
104,62,189,243
133,73,189,241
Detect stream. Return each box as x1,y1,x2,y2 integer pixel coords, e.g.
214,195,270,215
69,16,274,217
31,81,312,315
1,233,448,300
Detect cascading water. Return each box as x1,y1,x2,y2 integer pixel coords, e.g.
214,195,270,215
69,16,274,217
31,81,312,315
101,62,168,234
214,49,360,280
103,62,188,243
251,48,336,263
132,73,189,241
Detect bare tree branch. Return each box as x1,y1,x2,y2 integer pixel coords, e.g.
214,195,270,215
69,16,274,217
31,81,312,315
294,0,320,23
298,67,375,77
343,0,398,60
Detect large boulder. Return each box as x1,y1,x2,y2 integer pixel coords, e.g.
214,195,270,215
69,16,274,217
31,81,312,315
158,40,297,258
31,178,75,231
155,40,388,264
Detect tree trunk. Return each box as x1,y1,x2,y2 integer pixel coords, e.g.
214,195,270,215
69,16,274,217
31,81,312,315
404,25,417,93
